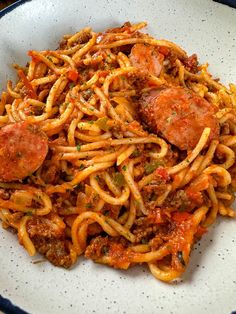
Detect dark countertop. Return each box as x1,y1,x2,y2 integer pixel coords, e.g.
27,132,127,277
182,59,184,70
0,0,235,11
0,1,17,10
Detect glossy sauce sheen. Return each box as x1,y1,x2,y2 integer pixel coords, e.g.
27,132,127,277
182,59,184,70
0,122,48,181
139,87,220,150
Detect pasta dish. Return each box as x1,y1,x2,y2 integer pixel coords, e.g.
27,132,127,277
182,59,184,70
0,22,235,282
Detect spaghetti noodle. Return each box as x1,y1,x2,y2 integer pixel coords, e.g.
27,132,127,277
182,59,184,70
0,22,235,282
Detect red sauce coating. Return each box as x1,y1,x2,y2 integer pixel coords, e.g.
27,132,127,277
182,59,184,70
0,122,48,182
85,236,132,269
139,87,219,150
18,70,37,99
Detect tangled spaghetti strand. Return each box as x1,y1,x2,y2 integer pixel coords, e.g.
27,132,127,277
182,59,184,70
0,22,236,282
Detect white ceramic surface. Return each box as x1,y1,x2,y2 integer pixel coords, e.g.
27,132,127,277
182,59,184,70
0,1,236,313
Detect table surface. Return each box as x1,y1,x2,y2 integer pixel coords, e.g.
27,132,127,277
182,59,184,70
0,1,16,10
0,0,235,10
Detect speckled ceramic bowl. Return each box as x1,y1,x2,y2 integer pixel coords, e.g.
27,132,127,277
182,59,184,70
0,1,236,313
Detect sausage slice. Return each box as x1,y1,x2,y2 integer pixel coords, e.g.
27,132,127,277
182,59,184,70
139,87,219,150
129,44,163,77
0,122,48,182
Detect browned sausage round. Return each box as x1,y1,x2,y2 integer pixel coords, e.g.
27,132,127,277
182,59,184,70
0,122,48,182
129,44,163,76
139,87,219,150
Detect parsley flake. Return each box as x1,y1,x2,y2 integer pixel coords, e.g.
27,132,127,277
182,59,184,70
103,210,110,216
79,164,85,170
69,82,75,89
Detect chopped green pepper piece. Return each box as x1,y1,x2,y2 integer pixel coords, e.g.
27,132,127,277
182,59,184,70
144,161,161,175
113,172,125,187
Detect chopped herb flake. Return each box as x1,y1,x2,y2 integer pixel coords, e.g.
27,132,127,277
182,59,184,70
122,165,127,171
47,56,53,62
95,175,100,181
79,164,85,170
76,144,81,151
69,82,75,89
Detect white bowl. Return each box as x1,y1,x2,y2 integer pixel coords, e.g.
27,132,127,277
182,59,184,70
0,1,236,313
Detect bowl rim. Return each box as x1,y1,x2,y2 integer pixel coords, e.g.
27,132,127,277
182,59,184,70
0,2,32,311
0,1,235,313
0,0,32,19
